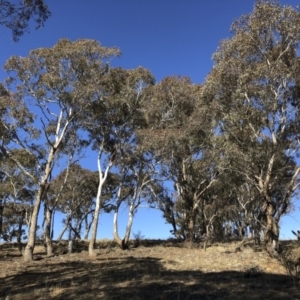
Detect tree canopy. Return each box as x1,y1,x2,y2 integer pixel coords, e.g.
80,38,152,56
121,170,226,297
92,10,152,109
1,0,300,261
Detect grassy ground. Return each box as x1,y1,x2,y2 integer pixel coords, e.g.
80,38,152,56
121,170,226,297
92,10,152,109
0,239,299,299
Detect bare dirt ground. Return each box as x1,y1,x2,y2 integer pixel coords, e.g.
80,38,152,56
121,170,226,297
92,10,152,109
0,239,299,300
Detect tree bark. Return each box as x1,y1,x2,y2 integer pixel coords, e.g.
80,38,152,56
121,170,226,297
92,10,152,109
257,155,280,256
113,204,123,248
23,146,57,261
44,204,54,256
123,201,135,248
264,202,279,256
68,226,73,254
89,196,101,255
113,186,123,247
89,150,111,256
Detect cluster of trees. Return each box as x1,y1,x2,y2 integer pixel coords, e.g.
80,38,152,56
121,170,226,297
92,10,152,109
1,0,300,261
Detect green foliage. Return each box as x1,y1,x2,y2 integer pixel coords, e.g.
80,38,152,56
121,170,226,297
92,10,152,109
0,0,51,41
2,1,300,259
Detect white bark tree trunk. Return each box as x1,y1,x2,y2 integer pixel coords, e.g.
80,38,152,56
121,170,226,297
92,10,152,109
23,147,55,262
89,148,112,256
23,109,72,261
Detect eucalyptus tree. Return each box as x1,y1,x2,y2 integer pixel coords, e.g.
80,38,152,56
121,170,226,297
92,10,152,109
0,0,50,41
42,135,89,256
84,66,154,256
139,76,220,241
0,149,36,247
202,0,300,255
112,148,160,249
54,164,98,242
4,39,120,261
0,85,35,240
41,156,74,256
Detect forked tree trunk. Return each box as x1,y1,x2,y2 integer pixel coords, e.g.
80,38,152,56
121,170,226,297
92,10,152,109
23,147,56,261
89,151,111,256
23,187,45,260
257,155,280,256
113,202,136,250
113,186,138,250
264,202,279,256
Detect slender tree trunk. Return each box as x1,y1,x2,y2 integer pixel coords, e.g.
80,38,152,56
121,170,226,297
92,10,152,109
23,147,55,261
44,204,54,256
17,210,25,254
89,150,111,256
68,225,73,254
0,202,3,237
57,215,71,241
89,195,101,255
113,204,123,248
23,106,74,261
25,208,32,239
113,185,126,249
76,218,82,240
23,185,44,261
123,201,135,248
203,225,211,251
168,211,178,239
114,198,138,250
51,209,55,240
84,214,92,240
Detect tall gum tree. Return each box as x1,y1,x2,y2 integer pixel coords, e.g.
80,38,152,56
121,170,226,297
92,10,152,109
0,85,37,242
0,149,37,248
138,76,219,241
42,133,90,256
4,39,120,261
50,164,98,253
85,66,154,256
112,149,160,249
202,0,300,255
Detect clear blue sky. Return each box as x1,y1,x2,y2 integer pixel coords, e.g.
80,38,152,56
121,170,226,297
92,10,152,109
1,0,299,240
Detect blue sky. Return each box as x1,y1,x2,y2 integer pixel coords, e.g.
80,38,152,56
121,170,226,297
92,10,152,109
1,0,300,240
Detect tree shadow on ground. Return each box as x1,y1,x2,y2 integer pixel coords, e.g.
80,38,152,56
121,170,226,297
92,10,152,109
1,254,299,300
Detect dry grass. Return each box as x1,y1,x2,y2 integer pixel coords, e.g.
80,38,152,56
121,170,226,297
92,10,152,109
0,239,299,299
